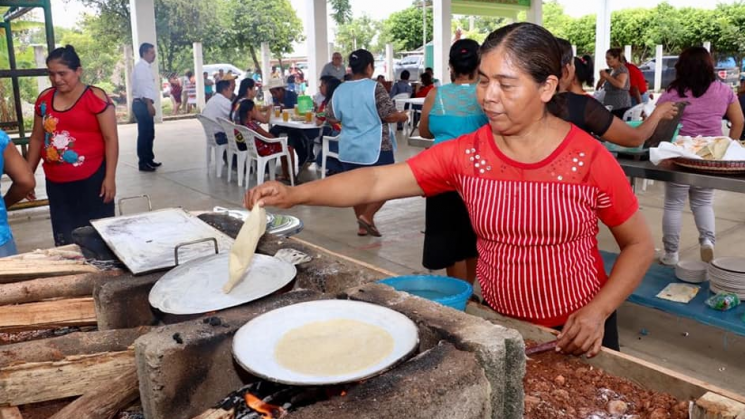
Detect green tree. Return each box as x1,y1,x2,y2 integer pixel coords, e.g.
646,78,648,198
329,0,352,26
217,0,304,75
335,15,381,58
380,5,433,52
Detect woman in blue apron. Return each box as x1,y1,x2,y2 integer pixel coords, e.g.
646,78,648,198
325,49,409,237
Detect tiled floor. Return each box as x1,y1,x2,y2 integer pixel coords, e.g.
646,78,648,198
7,118,745,394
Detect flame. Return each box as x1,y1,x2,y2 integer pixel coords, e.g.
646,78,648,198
244,393,285,418
341,391,347,397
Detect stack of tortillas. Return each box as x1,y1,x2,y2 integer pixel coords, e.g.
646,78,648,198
224,207,267,293
695,136,731,160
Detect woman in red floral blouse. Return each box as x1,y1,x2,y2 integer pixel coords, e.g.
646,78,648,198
245,23,654,358
27,45,119,246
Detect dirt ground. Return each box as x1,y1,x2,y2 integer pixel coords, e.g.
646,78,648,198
524,345,690,419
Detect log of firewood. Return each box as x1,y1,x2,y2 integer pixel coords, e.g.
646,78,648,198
0,326,152,366
0,259,99,284
0,350,135,406
0,271,122,305
0,297,96,332
0,407,23,419
191,408,234,419
47,366,139,419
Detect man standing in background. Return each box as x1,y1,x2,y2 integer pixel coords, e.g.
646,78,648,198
131,43,160,172
321,52,346,81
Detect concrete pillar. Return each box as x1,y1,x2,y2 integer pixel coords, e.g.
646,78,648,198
571,45,577,58
654,44,663,92
193,42,205,112
124,45,135,123
433,0,451,84
593,0,611,88
469,16,475,32
526,0,543,25
703,41,711,52
261,42,272,101
328,42,335,64
305,0,328,96
33,45,49,93
624,45,632,63
130,0,162,123
386,44,395,81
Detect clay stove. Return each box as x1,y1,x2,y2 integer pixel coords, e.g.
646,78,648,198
134,283,526,419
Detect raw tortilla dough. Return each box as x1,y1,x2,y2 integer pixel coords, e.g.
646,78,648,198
224,207,266,293
274,319,395,376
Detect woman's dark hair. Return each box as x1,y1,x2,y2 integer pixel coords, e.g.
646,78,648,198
343,73,353,81
480,22,562,87
232,78,256,111
449,39,480,77
574,55,594,86
556,38,573,67
606,48,623,60
349,49,374,75
420,72,433,86
46,45,81,70
236,99,255,126
668,46,715,99
185,70,193,78
400,70,410,80
322,77,342,106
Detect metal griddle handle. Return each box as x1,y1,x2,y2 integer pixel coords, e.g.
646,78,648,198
118,195,153,216
173,237,219,266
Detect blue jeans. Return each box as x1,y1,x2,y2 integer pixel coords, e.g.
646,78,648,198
0,238,18,258
132,100,155,168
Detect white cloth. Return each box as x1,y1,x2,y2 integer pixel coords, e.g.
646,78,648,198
201,93,232,130
132,59,156,102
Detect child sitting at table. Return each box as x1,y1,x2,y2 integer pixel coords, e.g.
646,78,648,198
235,100,295,182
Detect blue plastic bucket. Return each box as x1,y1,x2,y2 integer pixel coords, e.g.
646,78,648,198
378,275,473,311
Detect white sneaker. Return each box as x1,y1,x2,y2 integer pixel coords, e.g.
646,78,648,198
701,239,714,263
660,252,679,266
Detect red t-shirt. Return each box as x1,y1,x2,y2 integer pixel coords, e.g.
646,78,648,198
35,86,111,182
626,63,648,95
407,124,638,327
415,84,434,98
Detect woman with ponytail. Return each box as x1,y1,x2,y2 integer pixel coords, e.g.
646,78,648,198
247,23,654,357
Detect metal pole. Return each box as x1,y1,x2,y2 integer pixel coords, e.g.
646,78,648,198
4,22,24,139
43,0,55,53
422,0,426,65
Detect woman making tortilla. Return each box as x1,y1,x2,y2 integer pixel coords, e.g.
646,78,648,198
246,23,654,357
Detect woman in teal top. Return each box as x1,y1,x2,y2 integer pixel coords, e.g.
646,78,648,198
418,39,487,283
0,130,36,257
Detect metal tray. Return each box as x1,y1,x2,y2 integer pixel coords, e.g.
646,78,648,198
149,252,296,315
90,208,235,275
233,300,419,386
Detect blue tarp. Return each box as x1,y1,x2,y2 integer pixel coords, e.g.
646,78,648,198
601,251,745,337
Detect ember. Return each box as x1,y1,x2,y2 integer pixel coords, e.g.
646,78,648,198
215,380,353,419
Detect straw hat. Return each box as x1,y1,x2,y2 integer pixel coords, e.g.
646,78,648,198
266,78,287,90
221,73,237,81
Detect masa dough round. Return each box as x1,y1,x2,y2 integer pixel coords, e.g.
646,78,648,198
274,319,395,376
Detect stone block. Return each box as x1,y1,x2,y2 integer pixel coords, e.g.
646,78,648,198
93,271,164,330
135,290,324,419
341,283,525,419
289,342,491,419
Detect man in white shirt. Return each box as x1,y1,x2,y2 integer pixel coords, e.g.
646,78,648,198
201,80,233,145
320,52,345,81
131,43,160,172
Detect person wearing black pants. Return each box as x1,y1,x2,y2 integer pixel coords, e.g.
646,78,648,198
131,42,161,171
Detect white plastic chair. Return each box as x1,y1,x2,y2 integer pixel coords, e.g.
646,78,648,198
392,93,411,137
234,124,295,188
622,104,645,121
196,114,227,178
320,134,340,179
216,117,249,187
